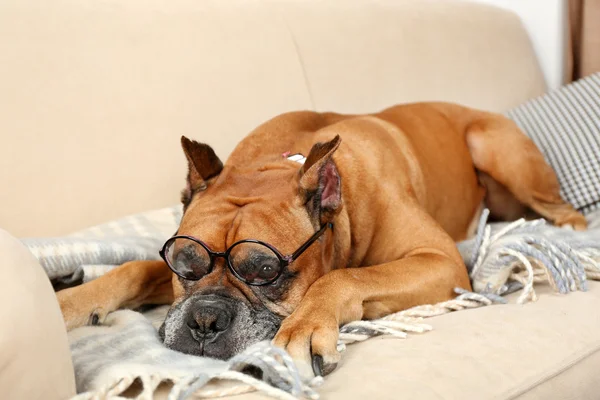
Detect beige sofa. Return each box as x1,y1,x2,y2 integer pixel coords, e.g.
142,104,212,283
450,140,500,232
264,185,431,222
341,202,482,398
2,0,599,399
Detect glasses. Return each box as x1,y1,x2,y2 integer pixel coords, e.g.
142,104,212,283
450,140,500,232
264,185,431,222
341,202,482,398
160,223,333,286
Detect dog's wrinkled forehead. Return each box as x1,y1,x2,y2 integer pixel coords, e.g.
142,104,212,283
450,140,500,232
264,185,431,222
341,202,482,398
223,166,301,199
180,202,313,264
180,162,313,245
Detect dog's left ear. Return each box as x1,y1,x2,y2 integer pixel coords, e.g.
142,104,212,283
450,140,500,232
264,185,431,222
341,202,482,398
180,136,223,206
299,135,342,220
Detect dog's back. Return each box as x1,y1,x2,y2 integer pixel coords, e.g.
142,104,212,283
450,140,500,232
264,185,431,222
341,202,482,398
225,102,585,240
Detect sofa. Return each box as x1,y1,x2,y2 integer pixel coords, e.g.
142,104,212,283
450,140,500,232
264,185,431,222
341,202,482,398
2,0,599,399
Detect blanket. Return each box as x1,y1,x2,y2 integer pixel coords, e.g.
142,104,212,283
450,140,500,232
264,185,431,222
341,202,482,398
22,206,600,399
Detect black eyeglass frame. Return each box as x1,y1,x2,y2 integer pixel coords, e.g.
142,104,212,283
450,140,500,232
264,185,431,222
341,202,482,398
159,222,333,286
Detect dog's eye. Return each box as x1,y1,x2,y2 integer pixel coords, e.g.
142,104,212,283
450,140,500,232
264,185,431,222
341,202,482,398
165,238,212,280
258,263,278,281
228,244,282,285
175,248,211,279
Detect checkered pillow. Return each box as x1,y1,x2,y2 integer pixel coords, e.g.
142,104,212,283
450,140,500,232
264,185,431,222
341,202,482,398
505,73,600,215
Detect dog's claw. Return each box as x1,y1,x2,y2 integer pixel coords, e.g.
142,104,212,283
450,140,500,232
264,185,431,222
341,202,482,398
312,355,323,376
311,354,337,376
90,313,100,325
322,361,338,376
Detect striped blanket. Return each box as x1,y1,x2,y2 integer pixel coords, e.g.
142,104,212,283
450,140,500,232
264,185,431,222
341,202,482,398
22,205,600,399
25,206,183,285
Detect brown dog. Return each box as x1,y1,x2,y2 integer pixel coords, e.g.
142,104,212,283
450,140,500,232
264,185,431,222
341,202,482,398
57,102,586,376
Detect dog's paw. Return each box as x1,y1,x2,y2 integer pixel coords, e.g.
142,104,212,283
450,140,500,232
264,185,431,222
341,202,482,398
553,210,587,231
272,307,341,378
56,286,109,331
558,216,587,231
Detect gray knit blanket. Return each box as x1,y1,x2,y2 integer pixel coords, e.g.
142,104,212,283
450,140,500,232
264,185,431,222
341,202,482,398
22,206,600,400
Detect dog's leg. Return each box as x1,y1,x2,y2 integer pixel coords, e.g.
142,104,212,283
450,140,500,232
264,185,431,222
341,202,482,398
274,211,471,376
57,260,173,330
274,251,469,376
466,114,587,229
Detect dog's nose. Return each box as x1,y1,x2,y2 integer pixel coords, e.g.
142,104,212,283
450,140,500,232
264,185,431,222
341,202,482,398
187,299,232,340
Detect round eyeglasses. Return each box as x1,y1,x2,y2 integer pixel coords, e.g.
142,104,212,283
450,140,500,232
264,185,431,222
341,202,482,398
159,223,333,286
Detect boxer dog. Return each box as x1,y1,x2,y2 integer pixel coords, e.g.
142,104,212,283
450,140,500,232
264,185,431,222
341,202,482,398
58,102,586,376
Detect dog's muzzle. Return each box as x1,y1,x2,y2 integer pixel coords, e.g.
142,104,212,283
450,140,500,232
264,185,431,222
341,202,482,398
160,291,282,360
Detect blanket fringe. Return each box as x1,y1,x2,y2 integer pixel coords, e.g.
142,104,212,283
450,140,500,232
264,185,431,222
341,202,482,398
72,342,323,400
337,289,504,349
469,209,600,303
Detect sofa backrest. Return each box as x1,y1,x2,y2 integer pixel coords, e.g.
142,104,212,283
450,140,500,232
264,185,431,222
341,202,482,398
0,0,546,237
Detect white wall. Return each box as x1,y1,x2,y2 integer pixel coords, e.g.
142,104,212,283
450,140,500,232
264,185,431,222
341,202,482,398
468,0,568,91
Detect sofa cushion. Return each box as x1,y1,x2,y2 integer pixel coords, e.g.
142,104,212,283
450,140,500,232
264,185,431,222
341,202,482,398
507,72,600,215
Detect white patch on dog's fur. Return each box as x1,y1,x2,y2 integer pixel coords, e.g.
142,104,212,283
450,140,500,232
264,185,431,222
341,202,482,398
286,153,306,164
162,300,191,348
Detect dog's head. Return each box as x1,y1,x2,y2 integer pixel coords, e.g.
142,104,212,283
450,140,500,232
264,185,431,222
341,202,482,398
159,135,344,359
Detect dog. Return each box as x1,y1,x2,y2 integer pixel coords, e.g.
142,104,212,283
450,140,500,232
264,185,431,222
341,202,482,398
57,102,586,376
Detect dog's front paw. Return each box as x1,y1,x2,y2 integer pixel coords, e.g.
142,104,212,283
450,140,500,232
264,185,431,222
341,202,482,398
273,307,341,378
57,286,108,331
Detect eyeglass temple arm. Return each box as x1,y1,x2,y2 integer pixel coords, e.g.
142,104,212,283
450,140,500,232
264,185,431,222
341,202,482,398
289,223,333,261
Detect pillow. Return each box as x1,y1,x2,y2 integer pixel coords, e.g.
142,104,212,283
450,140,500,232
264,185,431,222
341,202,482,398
505,72,600,215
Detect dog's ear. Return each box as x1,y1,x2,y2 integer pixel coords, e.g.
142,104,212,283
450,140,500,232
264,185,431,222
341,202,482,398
299,135,342,220
180,136,223,206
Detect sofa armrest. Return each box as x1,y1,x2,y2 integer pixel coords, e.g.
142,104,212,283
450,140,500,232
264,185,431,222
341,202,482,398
0,228,76,399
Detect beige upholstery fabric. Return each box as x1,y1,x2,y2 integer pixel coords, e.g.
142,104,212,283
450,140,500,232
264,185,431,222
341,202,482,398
315,283,600,400
0,229,76,400
0,0,546,237
278,0,546,113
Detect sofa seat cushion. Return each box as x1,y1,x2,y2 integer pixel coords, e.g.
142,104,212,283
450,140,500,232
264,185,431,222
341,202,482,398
314,282,600,400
